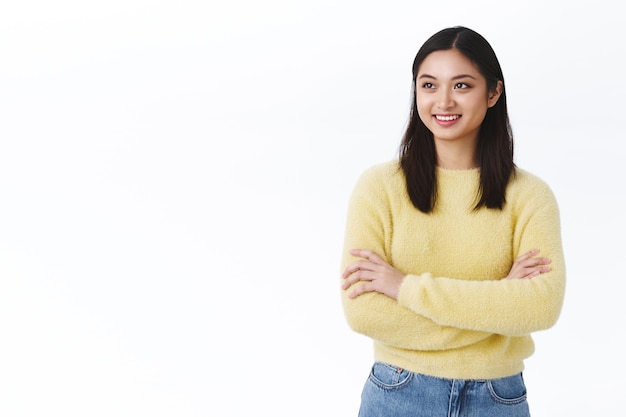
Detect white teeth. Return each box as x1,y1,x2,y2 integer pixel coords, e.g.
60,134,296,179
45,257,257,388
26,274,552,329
436,115,460,121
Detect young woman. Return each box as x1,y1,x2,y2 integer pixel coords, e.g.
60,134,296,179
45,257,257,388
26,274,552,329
340,26,565,417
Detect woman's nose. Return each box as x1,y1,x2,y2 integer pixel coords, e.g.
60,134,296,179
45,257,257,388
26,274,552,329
437,88,454,109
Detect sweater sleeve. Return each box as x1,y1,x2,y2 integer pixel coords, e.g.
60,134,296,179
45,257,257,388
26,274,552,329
341,165,492,350
397,177,566,337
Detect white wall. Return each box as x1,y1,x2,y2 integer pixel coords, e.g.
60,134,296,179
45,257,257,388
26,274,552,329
0,1,623,415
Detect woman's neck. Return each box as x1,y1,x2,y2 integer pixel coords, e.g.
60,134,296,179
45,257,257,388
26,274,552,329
434,139,478,170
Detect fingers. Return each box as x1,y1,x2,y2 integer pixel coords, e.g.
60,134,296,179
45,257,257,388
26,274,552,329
518,250,550,268
342,259,373,278
341,249,387,292
506,249,552,280
341,249,385,282
347,282,375,299
518,257,551,270
514,249,540,263
342,269,378,296
341,261,377,290
349,249,384,264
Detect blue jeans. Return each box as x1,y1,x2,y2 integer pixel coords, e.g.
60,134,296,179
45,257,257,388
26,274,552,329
358,362,530,417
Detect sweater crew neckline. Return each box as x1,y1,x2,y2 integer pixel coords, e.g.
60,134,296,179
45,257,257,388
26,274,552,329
436,165,480,172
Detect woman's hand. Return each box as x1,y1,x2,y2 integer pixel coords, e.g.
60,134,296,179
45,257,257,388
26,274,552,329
341,249,406,300
505,249,551,280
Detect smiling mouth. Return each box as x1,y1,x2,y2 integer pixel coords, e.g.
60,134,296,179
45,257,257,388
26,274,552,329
435,115,461,121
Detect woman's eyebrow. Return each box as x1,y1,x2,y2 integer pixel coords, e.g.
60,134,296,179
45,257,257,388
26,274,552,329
417,73,478,80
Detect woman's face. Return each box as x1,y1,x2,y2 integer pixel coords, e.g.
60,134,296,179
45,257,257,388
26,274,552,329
415,49,501,147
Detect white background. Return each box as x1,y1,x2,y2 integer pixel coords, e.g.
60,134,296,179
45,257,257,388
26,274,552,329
1,1,624,416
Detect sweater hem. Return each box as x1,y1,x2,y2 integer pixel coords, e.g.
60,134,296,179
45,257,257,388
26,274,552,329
374,346,526,380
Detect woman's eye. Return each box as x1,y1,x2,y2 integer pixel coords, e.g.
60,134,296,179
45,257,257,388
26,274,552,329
422,82,435,89
454,82,470,89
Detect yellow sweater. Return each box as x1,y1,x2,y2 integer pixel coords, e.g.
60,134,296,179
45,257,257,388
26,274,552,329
341,160,565,380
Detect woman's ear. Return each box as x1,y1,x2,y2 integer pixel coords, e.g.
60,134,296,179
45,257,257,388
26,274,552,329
487,80,503,108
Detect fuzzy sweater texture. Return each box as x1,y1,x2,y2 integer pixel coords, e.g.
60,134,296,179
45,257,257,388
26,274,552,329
341,160,566,380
